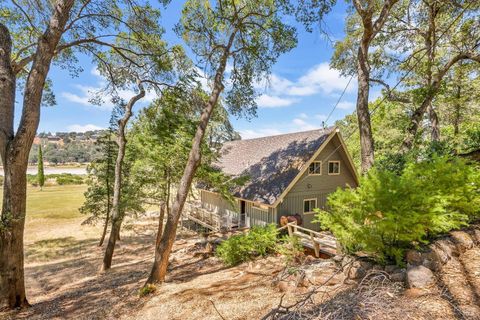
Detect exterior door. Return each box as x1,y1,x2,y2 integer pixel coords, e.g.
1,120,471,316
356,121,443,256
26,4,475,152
240,200,246,227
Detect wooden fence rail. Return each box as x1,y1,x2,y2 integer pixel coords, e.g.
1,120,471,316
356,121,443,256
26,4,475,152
284,222,337,257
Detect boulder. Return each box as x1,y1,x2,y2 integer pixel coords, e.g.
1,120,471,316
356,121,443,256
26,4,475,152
450,231,474,253
405,250,423,265
390,270,406,282
406,265,436,289
347,260,372,280
385,265,399,273
467,228,480,245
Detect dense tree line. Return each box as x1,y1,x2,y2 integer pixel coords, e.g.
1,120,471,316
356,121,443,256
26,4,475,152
28,141,103,164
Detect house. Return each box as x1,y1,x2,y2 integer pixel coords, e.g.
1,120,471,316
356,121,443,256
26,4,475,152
197,127,359,231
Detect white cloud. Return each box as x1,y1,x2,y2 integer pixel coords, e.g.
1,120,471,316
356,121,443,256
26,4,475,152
251,62,355,110
314,114,327,121
61,68,156,110
256,94,297,108
337,101,355,110
239,128,284,139
67,124,104,132
239,116,325,139
61,92,91,106
290,63,354,96
292,118,318,131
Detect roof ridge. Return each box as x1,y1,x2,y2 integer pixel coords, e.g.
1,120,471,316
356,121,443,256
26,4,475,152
231,126,335,143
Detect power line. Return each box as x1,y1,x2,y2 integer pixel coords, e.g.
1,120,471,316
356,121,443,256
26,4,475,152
317,0,475,167
323,74,354,127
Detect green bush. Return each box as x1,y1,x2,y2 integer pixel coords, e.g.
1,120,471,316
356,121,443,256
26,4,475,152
216,224,278,266
315,156,480,265
138,284,156,297
55,174,85,185
275,235,304,265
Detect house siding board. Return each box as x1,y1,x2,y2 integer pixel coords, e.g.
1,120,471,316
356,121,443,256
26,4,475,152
244,202,276,227
200,190,276,227
278,135,357,230
200,191,240,225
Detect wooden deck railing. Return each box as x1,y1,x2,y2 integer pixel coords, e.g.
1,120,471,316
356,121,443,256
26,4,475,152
283,222,337,257
184,201,240,231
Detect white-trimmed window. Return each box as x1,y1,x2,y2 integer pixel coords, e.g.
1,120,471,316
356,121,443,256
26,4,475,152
328,161,340,175
308,161,322,175
252,203,268,211
303,198,317,214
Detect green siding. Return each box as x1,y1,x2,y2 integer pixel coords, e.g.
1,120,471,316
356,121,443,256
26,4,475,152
200,134,357,230
200,191,240,226
200,191,276,227
244,202,276,227
278,134,357,230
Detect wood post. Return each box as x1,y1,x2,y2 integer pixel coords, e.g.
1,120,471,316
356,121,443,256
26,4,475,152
287,223,293,236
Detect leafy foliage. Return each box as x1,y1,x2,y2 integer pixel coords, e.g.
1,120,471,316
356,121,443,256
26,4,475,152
216,224,279,266
37,145,45,189
315,156,480,265
275,235,304,265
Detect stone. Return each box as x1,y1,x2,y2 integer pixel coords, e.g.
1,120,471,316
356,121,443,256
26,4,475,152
405,250,423,265
390,270,406,282
341,255,355,269
436,238,459,258
347,261,369,280
407,265,436,289
450,231,474,252
404,288,429,298
466,228,480,245
385,265,399,273
332,255,343,263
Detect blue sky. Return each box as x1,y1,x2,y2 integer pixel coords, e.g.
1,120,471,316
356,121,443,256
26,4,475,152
32,1,379,139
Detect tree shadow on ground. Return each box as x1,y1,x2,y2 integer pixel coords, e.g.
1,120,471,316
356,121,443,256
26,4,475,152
2,227,230,320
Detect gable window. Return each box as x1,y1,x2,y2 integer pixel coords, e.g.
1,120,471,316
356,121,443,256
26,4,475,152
303,198,317,214
328,161,340,175
308,161,322,175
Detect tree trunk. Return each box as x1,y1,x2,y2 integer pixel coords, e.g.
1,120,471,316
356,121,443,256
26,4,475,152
0,1,74,308
0,161,29,310
453,85,461,136
98,209,110,247
356,40,375,173
155,202,166,247
99,135,114,247
101,83,145,271
145,42,232,285
427,103,440,142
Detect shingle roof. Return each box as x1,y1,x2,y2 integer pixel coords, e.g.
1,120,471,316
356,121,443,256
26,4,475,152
214,127,335,205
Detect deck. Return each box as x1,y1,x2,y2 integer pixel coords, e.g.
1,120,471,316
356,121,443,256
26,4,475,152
184,201,241,232
184,202,338,257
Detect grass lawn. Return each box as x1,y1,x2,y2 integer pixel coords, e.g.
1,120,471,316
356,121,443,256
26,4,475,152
0,184,101,244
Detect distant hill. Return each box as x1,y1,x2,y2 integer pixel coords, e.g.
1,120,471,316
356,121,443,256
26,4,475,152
29,130,107,165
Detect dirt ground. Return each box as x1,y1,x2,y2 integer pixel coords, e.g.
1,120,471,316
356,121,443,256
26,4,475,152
2,215,480,320
1,216,299,320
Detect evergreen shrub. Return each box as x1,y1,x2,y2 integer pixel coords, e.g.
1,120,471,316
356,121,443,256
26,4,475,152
315,156,480,265
216,224,278,266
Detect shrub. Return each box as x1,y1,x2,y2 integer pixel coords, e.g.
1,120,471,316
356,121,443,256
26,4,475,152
55,174,85,185
275,235,304,265
139,284,156,297
216,224,278,266
315,156,480,265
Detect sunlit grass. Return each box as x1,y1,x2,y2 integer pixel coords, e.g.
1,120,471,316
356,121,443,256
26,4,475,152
0,184,92,244
24,185,87,220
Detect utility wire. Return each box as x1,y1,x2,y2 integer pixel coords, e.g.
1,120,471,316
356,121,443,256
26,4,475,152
323,74,354,128
315,0,475,168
